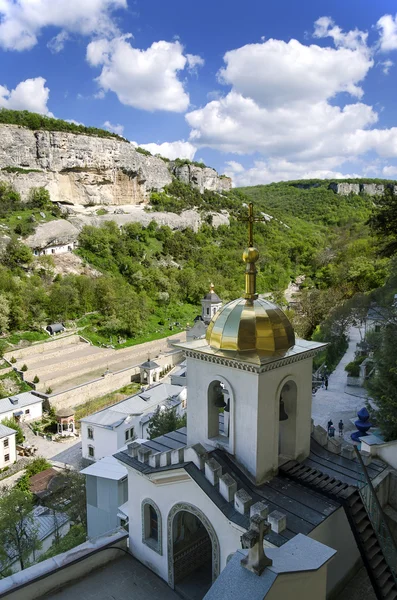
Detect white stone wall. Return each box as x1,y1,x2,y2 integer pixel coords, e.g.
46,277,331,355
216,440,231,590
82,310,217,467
0,431,16,469
125,466,243,584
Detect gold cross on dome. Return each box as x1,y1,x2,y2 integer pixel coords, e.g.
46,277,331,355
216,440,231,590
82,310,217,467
240,203,267,247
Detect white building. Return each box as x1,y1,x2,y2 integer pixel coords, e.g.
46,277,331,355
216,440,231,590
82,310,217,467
0,392,43,423
111,222,391,600
0,423,17,469
80,383,186,462
26,220,79,258
186,285,223,341
81,456,128,538
33,241,77,257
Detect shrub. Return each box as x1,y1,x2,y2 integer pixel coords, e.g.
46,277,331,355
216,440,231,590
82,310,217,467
10,357,16,364
33,375,40,383
25,457,51,477
345,361,360,377
46,387,53,395
21,364,28,372
1,417,24,443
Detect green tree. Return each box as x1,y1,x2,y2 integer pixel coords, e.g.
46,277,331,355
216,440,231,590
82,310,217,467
0,293,10,333
0,487,40,572
367,323,397,441
147,406,187,439
3,238,33,269
28,187,51,209
44,470,87,528
1,417,24,443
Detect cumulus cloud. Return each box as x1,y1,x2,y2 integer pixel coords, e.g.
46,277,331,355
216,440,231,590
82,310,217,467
184,18,397,184
87,36,190,112
103,120,124,135
224,159,360,187
137,140,196,160
0,0,126,51
382,165,397,177
47,31,70,53
377,14,397,52
0,77,52,115
186,53,204,74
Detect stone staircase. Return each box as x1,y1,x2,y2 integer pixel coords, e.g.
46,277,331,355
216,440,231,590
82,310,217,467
280,460,397,600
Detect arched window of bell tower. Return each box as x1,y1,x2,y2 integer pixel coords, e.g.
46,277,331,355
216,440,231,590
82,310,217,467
278,380,298,460
207,379,233,450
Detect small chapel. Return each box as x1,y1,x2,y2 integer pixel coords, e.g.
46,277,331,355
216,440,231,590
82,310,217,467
115,205,394,600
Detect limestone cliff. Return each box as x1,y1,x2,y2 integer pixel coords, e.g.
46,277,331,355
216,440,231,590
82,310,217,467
0,124,231,205
328,182,396,196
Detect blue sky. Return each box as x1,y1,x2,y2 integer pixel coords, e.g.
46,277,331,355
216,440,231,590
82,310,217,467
1,0,397,185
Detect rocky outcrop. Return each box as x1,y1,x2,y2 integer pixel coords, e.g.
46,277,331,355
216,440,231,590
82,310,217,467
0,124,231,206
25,220,80,250
329,181,397,196
170,162,232,193
69,207,230,234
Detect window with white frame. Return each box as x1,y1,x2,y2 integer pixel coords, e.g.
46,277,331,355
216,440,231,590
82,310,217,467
87,427,94,440
125,427,134,442
4,454,9,462
3,439,9,448
88,445,94,458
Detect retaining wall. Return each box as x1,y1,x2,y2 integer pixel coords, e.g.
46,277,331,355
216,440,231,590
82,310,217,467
4,334,81,361
48,350,183,409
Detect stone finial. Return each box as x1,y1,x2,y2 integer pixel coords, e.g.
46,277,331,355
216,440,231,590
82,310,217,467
159,450,172,467
327,436,342,455
205,458,222,485
313,425,328,447
219,473,237,502
184,444,208,469
268,510,287,533
341,446,355,460
241,514,272,576
137,447,152,464
171,448,184,465
148,452,161,468
234,489,253,515
127,441,141,458
250,501,269,519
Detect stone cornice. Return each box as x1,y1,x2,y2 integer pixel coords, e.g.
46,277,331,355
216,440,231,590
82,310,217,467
184,348,321,373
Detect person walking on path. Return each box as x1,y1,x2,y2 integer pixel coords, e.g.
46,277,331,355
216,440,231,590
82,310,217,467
327,419,333,434
324,376,329,390
338,420,344,437
329,425,335,438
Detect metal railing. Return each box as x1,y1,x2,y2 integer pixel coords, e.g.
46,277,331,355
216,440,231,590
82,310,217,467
354,446,397,584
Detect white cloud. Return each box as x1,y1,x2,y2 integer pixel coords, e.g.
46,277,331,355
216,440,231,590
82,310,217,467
382,165,397,177
138,140,196,160
0,0,126,51
184,18,397,184
103,120,124,135
47,31,69,53
186,53,204,74
0,77,52,115
313,16,368,51
380,59,394,74
216,36,372,108
87,36,190,112
224,159,360,187
377,14,397,52
66,118,83,125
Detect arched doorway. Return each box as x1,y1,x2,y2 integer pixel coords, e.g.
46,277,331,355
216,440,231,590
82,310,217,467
167,503,220,598
207,378,234,452
278,380,298,460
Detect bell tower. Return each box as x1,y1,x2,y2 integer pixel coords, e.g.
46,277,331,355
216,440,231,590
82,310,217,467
176,204,325,484
201,284,222,325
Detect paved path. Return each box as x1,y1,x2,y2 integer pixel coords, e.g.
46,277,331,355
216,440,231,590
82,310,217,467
312,327,368,444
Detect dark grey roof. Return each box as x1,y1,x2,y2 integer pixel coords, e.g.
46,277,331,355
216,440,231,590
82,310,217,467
194,315,204,322
115,434,387,548
140,360,160,369
46,323,64,333
203,292,222,302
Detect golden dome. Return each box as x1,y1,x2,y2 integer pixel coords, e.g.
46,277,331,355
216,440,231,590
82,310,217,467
206,297,295,354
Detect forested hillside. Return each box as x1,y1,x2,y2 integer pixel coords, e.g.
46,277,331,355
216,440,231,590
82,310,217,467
0,177,392,359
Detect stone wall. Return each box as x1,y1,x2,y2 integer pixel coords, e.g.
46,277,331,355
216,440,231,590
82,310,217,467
48,350,183,409
0,125,231,205
4,333,80,361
